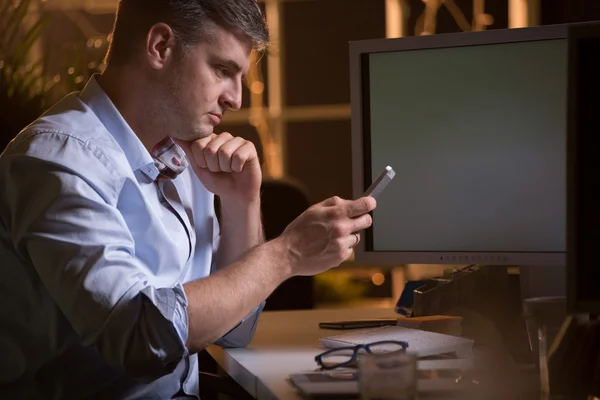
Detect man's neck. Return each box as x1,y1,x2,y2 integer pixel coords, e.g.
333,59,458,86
96,67,167,153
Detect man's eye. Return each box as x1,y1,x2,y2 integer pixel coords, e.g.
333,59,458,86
216,66,229,77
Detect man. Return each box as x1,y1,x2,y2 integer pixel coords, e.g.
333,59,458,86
0,0,376,399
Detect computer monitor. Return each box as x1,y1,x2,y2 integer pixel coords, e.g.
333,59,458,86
350,23,587,267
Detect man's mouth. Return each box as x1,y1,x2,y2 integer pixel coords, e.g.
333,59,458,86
209,113,222,125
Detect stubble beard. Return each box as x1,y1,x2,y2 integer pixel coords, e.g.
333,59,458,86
165,65,210,142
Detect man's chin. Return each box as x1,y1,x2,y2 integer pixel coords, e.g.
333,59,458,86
170,129,211,143
191,127,214,140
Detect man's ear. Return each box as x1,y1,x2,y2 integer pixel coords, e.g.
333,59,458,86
146,23,176,70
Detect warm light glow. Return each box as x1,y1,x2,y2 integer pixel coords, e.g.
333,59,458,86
68,67,75,75
371,273,385,286
509,0,527,28
249,113,260,127
265,0,285,179
251,81,264,94
94,39,103,48
477,13,494,26
509,0,539,28
53,75,61,83
264,143,284,178
87,38,94,48
414,0,491,34
385,0,406,38
0,60,4,69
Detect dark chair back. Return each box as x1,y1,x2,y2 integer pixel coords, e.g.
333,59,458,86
260,178,314,310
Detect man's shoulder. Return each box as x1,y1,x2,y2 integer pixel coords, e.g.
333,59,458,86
3,93,126,179
19,92,118,147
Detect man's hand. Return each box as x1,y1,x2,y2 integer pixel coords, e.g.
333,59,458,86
276,195,377,276
174,133,261,204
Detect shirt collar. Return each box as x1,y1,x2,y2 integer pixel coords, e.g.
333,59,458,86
78,75,159,180
151,136,190,180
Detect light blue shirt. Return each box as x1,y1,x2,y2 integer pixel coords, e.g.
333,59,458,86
0,77,262,399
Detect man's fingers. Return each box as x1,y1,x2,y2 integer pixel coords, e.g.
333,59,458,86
320,196,376,219
338,232,360,255
318,196,376,233
320,196,347,208
216,137,246,172
173,135,215,169
190,142,209,169
350,213,373,233
203,133,234,172
347,232,361,248
174,133,257,174
230,142,257,172
346,196,377,218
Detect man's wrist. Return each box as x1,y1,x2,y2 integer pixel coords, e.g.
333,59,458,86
262,238,295,282
218,194,265,251
219,195,261,213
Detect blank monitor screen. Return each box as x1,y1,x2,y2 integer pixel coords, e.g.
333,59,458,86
351,27,569,265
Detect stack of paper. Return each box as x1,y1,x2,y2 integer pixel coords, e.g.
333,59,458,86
320,325,474,359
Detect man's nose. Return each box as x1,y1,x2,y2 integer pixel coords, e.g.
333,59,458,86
221,80,242,111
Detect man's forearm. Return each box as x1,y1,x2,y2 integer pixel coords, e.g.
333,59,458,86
183,238,290,353
215,197,264,269
183,197,268,353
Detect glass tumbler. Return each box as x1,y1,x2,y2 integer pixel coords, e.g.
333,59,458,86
358,350,418,400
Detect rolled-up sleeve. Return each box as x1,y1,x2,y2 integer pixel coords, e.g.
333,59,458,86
214,301,265,348
1,133,188,379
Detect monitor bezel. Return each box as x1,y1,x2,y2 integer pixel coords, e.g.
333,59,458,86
566,22,600,315
350,23,577,266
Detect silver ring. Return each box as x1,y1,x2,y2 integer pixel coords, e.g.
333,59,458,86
351,232,360,248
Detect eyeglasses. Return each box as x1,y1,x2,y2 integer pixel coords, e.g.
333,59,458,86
314,340,409,370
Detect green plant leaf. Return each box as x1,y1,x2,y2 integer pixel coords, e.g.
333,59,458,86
0,0,15,37
14,58,44,94
0,0,31,54
9,17,45,74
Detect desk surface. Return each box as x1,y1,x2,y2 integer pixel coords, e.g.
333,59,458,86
206,307,474,400
207,307,542,400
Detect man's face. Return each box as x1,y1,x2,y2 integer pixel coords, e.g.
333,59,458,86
164,24,253,141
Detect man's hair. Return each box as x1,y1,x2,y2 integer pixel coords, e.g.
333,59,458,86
105,0,269,66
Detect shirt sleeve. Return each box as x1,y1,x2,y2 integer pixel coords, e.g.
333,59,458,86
213,301,265,348
1,132,188,379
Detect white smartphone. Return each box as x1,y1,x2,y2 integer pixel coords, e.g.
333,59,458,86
363,165,395,199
